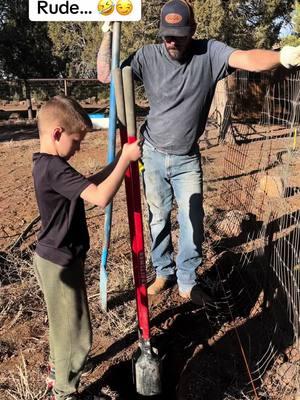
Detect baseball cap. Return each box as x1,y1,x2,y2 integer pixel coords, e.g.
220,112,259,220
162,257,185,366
159,0,196,37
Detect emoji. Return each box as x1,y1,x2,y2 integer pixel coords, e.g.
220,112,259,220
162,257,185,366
116,0,133,15
98,0,114,16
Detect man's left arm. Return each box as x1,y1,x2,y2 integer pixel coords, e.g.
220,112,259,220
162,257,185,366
229,46,300,72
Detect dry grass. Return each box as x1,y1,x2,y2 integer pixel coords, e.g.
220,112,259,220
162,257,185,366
6,355,46,400
0,249,44,329
105,304,137,338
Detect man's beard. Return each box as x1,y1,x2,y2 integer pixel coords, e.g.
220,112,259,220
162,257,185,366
167,47,183,60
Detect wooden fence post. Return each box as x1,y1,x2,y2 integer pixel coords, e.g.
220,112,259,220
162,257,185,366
24,80,33,120
64,79,68,96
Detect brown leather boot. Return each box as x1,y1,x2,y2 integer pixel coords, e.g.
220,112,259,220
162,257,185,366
148,276,174,295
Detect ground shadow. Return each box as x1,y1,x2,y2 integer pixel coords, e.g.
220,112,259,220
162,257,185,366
85,247,268,398
176,211,298,399
107,289,136,308
284,186,300,198
177,302,293,400
84,300,203,399
0,123,38,142
83,209,298,399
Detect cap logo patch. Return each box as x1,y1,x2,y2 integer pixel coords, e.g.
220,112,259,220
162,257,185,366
165,13,182,24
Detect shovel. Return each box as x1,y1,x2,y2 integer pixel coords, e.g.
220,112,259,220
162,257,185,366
112,66,162,397
100,22,121,312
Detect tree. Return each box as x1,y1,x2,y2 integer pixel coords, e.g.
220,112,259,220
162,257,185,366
193,0,294,48
280,1,300,46
194,0,226,40
0,0,64,79
47,22,102,78
120,0,162,57
293,0,300,32
47,1,163,78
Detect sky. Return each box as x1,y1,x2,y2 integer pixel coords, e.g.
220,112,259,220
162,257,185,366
280,22,293,38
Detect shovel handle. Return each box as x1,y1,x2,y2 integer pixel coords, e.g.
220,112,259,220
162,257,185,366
122,66,137,139
100,22,121,312
112,68,126,131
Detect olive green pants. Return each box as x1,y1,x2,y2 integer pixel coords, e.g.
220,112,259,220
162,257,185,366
33,253,92,399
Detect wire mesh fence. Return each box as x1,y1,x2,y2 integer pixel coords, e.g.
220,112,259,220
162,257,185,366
196,68,300,399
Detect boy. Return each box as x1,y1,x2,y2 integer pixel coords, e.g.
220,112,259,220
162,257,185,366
32,95,141,400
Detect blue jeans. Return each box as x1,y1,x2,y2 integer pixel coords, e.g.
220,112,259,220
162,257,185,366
142,140,204,293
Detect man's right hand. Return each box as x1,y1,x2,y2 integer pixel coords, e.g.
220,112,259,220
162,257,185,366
122,140,142,162
101,21,113,33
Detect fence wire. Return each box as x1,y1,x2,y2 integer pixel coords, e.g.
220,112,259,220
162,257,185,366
198,69,300,399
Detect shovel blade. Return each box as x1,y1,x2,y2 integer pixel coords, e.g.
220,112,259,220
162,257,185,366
133,346,162,396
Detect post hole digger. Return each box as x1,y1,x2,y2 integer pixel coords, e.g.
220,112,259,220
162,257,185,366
112,66,162,397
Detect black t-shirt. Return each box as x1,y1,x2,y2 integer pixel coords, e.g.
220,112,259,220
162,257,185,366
32,153,91,266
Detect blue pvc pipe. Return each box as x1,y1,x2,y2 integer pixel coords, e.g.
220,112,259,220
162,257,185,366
100,22,121,311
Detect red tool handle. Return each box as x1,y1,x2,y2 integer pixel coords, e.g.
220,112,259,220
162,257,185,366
114,67,150,340
126,136,150,340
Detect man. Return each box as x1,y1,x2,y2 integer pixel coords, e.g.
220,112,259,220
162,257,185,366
97,0,300,303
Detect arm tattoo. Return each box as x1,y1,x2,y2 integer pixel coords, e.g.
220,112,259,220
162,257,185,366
98,33,112,65
97,32,112,82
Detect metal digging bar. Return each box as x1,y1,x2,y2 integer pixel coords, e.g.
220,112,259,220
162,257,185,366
113,66,162,397
100,22,121,312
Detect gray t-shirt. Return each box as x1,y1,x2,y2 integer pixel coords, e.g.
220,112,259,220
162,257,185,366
124,39,235,155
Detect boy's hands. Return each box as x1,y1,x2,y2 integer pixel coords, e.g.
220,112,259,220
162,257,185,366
121,140,142,162
81,140,142,208
280,45,300,69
